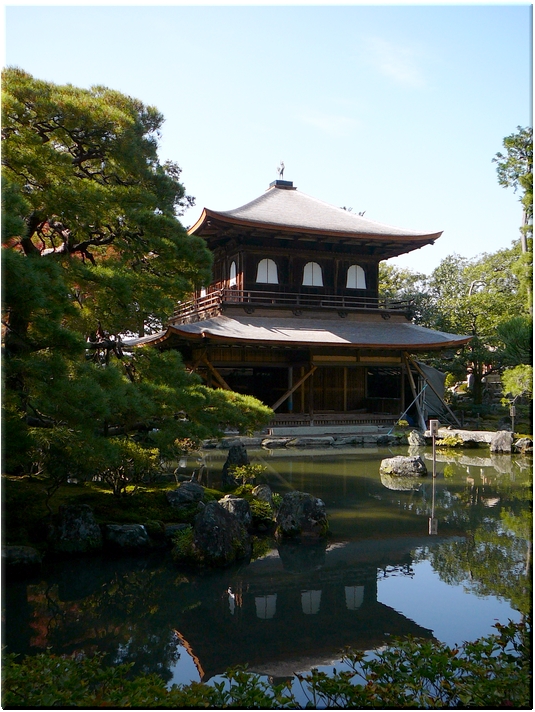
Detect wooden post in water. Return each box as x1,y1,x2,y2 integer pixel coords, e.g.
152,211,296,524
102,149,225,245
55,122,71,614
429,419,439,535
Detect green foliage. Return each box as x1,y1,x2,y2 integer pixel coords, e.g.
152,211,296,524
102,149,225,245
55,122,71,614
230,463,267,485
96,439,159,497
493,126,533,228
436,435,464,448
251,535,275,560
3,621,531,709
502,364,533,402
250,499,275,529
171,526,195,564
1,68,272,490
378,263,431,323
496,316,533,366
271,492,283,510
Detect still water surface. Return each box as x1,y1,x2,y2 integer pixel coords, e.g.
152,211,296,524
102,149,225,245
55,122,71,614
4,446,531,689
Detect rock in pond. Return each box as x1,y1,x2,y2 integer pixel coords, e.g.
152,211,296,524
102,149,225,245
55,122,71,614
252,484,273,506
408,429,426,447
490,430,514,454
379,456,427,477
514,437,533,454
286,436,335,448
105,524,150,551
222,443,250,487
218,494,252,528
48,504,103,553
276,491,328,540
187,501,252,567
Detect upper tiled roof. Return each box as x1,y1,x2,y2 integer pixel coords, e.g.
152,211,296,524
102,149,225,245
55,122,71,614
188,182,442,243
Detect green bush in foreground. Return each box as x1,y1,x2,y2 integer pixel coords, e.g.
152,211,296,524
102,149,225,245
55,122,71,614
2,621,531,709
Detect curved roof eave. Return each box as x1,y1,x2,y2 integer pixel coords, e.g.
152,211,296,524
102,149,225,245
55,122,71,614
188,208,442,244
131,321,471,352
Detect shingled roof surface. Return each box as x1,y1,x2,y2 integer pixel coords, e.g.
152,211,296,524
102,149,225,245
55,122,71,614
130,315,470,350
190,183,442,241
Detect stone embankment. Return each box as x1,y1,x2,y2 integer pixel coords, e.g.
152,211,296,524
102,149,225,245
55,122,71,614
205,432,405,451
205,428,532,453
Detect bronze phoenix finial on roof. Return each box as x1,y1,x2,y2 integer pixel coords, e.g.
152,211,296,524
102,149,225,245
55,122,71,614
277,161,285,179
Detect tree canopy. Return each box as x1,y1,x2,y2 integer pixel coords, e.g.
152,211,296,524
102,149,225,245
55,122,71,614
379,240,531,404
2,68,272,480
493,125,533,233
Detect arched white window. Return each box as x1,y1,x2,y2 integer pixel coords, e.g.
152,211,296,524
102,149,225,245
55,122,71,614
229,261,237,287
346,264,366,289
200,287,207,297
256,258,278,284
303,262,323,286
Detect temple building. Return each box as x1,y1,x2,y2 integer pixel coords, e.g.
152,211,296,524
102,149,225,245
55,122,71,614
136,178,469,429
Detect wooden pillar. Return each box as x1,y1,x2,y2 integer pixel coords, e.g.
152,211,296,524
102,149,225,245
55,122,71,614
308,366,315,423
288,366,293,413
343,367,348,412
400,361,406,413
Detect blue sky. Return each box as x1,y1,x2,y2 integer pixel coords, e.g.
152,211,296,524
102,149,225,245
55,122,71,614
4,2,532,274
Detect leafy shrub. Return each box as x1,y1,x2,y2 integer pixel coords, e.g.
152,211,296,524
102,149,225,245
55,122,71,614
171,526,195,564
229,463,267,485
3,621,530,709
250,499,275,529
271,492,283,511
436,435,464,448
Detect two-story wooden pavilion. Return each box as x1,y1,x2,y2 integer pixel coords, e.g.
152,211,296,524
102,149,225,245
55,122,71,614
134,179,469,429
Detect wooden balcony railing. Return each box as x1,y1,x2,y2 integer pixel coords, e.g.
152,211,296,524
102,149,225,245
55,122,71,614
173,288,412,321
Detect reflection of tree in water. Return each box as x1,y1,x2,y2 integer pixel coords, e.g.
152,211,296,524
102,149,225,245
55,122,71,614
415,464,532,616
28,564,184,682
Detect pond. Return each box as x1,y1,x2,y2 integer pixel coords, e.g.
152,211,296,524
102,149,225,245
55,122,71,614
3,446,531,692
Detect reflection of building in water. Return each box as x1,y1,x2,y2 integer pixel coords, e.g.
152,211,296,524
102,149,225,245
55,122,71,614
170,537,442,680
345,585,364,610
301,590,322,615
255,594,277,620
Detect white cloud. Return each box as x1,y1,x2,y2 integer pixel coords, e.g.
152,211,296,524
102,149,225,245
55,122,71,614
365,36,426,88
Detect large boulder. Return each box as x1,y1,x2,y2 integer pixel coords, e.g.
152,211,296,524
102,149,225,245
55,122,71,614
105,524,150,551
408,429,426,447
490,430,514,453
221,443,250,487
48,504,103,553
190,501,251,567
252,484,273,506
261,438,293,449
514,437,533,454
379,456,427,477
166,481,204,508
218,495,252,528
276,491,328,540
286,437,334,448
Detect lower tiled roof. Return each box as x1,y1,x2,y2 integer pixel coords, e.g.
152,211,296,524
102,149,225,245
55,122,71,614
128,315,470,351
